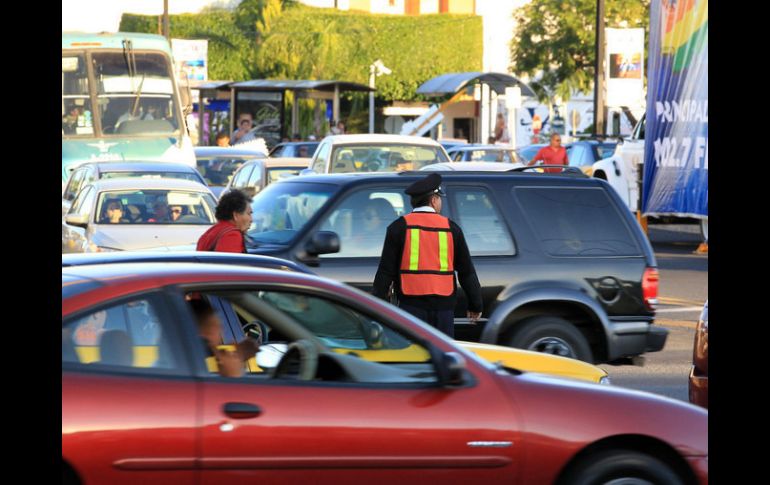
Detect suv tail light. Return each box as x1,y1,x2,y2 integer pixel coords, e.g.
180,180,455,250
642,267,659,311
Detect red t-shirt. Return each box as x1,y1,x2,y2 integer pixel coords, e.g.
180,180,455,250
533,146,569,173
196,221,245,253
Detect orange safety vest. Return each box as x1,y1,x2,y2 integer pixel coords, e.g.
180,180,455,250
399,212,455,296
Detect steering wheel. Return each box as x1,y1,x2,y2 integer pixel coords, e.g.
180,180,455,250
271,339,319,380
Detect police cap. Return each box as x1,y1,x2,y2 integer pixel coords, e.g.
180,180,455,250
404,173,445,197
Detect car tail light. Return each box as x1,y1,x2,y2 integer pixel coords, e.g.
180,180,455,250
642,267,659,311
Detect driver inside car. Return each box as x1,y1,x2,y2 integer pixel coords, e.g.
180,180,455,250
189,297,260,377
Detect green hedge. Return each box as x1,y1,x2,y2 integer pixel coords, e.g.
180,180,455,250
121,5,482,101
120,10,257,81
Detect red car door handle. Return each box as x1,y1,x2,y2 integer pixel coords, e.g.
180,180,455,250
223,402,262,419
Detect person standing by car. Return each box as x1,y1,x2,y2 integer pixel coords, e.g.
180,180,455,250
528,132,569,173
373,173,482,337
196,189,253,253
231,112,257,146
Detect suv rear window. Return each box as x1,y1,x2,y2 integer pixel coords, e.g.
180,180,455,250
514,187,641,257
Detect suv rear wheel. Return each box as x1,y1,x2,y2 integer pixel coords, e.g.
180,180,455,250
561,449,684,485
507,316,593,362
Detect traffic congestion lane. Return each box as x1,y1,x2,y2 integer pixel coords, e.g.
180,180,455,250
601,320,695,402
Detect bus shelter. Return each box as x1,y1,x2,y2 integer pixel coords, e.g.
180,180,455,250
191,80,233,146
228,80,374,146
415,72,535,145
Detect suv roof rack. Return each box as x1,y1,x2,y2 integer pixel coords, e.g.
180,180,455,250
397,167,588,177
508,166,588,177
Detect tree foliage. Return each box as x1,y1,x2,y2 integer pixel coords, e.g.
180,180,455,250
121,10,258,81
120,2,481,101
256,5,482,101
510,0,650,103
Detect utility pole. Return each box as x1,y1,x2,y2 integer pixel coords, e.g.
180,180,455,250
163,0,170,40
593,0,606,136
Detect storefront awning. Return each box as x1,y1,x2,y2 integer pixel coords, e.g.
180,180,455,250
416,72,536,97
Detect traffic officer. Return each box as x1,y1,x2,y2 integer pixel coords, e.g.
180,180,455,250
373,173,482,337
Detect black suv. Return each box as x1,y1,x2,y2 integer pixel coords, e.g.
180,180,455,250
240,168,666,364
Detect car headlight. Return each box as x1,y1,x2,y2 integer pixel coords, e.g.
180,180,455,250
599,376,612,386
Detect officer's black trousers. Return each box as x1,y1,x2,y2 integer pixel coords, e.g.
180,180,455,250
399,304,454,338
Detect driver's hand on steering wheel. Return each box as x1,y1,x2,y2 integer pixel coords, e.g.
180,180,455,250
236,338,260,362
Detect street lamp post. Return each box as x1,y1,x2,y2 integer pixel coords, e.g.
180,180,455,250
369,59,391,134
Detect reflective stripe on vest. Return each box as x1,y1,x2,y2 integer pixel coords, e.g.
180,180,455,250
400,212,455,296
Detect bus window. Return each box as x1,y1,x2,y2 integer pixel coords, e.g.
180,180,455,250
92,52,179,136
62,54,94,136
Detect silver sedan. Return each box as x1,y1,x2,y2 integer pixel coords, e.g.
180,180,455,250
62,178,217,253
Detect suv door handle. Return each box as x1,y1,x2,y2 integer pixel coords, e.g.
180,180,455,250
223,402,262,419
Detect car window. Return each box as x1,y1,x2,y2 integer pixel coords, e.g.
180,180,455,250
196,289,436,385
266,167,303,185
312,142,331,173
232,163,255,189
246,162,264,190
64,168,86,201
451,151,463,161
269,145,285,157
71,186,95,218
319,188,406,258
514,187,641,257
62,296,182,374
95,189,216,225
450,188,515,256
568,145,588,166
198,157,249,187
633,116,645,140
248,181,335,246
329,144,448,173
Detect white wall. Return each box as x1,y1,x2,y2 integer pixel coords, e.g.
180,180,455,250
300,0,339,8
476,0,530,74
369,0,405,14
420,0,439,14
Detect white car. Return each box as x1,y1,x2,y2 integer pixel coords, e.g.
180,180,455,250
308,134,451,173
62,178,217,253
591,115,646,212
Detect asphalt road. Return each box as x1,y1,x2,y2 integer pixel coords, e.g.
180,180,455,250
600,224,707,403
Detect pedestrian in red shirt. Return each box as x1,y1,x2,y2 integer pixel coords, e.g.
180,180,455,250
197,189,253,253
528,133,569,173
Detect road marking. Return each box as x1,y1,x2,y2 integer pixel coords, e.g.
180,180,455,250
656,319,696,328
656,306,702,313
658,296,704,306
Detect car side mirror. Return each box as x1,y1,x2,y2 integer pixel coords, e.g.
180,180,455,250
363,321,385,348
429,347,468,388
65,213,89,228
305,231,340,256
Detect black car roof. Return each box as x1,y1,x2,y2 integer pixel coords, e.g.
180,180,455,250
289,169,597,188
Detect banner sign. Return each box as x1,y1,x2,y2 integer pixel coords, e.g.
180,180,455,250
642,0,708,218
171,39,208,82
606,28,645,108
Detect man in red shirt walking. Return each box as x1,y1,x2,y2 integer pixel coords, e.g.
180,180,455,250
197,189,253,253
528,133,569,173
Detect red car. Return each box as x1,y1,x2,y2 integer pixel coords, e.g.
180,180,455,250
689,301,708,408
63,263,707,485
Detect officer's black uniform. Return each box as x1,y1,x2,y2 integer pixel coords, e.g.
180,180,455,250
373,173,482,337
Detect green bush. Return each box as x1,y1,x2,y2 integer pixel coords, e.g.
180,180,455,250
121,4,482,101
121,10,257,81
